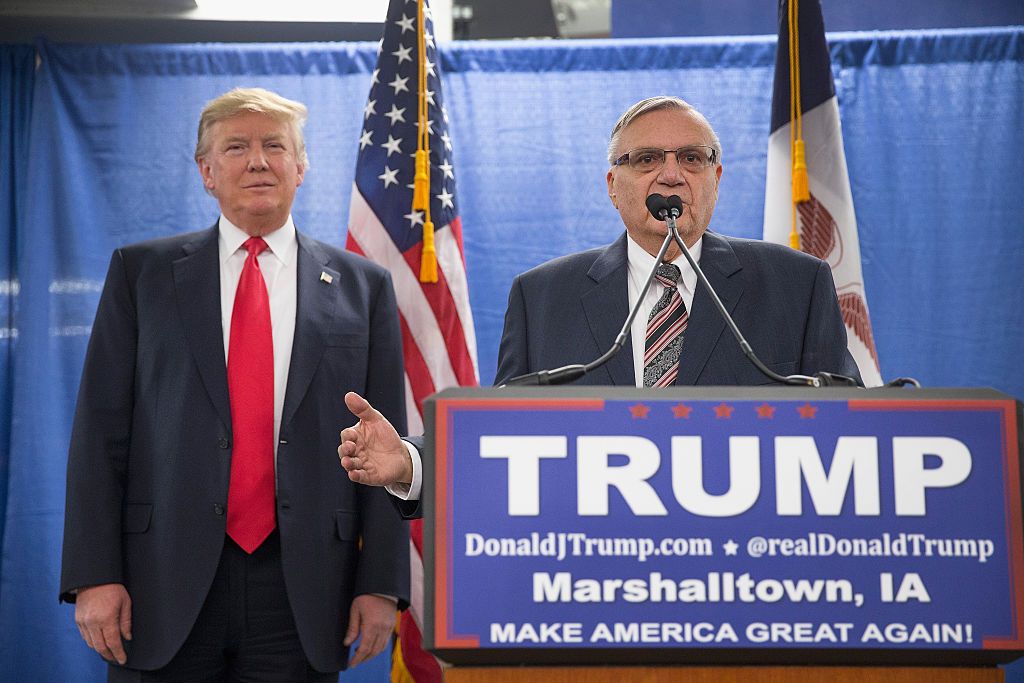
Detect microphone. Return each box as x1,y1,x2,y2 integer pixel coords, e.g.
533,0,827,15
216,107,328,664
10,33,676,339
647,193,861,388
502,210,681,386
645,193,682,220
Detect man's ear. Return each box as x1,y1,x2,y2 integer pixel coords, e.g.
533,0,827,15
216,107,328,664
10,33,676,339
607,169,618,208
197,158,214,189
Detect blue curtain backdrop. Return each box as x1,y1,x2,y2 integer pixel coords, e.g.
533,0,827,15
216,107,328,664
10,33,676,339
1,26,1022,680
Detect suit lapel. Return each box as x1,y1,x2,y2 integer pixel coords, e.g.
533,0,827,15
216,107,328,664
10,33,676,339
281,232,340,430
676,231,744,385
173,226,232,429
581,233,635,386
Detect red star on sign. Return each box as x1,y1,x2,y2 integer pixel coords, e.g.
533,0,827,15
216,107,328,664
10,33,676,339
797,403,818,419
672,403,693,419
755,403,776,419
713,403,734,419
629,403,650,419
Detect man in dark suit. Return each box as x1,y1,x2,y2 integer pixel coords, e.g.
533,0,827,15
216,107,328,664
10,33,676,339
61,87,409,680
336,96,860,512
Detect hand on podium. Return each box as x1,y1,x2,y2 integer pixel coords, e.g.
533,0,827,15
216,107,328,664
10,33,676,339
339,391,413,488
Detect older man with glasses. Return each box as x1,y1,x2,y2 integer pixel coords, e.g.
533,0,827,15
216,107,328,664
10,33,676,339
337,96,859,514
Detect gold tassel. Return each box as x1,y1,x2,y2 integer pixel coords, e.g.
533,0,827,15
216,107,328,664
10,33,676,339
420,220,437,282
792,139,810,203
412,150,429,210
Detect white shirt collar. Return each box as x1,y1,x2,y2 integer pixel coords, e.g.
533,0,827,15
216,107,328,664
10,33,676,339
625,231,703,296
217,214,296,266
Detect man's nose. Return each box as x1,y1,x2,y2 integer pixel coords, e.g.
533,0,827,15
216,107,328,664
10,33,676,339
247,149,269,171
657,152,685,185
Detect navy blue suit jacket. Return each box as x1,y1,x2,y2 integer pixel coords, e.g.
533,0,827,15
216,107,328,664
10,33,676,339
495,230,860,386
60,226,410,672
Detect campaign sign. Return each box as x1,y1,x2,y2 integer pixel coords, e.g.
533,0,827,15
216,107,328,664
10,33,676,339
422,387,1024,665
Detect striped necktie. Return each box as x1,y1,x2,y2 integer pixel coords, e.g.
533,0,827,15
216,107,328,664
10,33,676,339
643,263,688,387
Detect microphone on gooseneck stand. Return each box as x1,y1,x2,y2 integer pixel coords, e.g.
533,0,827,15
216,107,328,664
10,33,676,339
501,210,680,387
650,193,862,388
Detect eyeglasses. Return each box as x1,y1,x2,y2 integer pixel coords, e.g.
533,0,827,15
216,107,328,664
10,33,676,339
613,145,719,173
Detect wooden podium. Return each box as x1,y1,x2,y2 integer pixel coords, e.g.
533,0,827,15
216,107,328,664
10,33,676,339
421,387,1023,680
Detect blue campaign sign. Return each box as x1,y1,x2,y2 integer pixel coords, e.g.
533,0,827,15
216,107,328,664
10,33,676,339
423,387,1024,665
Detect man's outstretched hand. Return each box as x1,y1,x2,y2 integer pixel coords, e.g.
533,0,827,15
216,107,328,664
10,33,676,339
339,392,412,487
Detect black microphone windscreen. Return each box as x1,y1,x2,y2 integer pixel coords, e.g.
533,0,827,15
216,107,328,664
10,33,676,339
645,193,669,219
666,195,684,216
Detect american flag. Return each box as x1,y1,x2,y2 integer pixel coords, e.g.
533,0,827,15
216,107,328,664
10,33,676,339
346,0,478,680
763,0,883,386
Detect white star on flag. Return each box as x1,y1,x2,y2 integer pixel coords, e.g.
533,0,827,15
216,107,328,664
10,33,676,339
385,104,407,125
382,135,403,156
392,44,413,65
358,129,373,149
363,99,376,119
388,74,409,95
378,166,399,188
396,13,415,33
439,160,454,179
436,187,454,209
404,210,424,227
440,131,452,151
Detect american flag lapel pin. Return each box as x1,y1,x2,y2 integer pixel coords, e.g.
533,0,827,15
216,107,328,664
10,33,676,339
320,271,333,284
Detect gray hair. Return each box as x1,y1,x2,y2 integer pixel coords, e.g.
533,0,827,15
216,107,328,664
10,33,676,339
195,87,310,170
607,96,722,166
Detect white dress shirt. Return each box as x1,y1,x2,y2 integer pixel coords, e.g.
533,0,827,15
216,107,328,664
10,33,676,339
625,232,702,387
218,215,297,458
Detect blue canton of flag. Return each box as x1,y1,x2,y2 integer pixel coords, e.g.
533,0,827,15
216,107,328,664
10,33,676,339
352,0,457,254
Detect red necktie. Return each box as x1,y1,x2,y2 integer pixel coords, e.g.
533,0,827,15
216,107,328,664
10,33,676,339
226,237,276,553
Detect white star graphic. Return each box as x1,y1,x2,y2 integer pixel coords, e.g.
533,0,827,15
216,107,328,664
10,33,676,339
425,59,436,77
363,99,376,119
425,89,436,106
438,159,454,180
370,68,380,85
425,30,435,49
388,75,409,95
441,105,449,123
384,104,406,126
358,129,373,150
378,166,399,188
424,119,435,135
404,210,424,227
382,135,403,156
392,44,413,65
723,540,738,556
436,187,454,210
440,131,452,151
396,13,415,33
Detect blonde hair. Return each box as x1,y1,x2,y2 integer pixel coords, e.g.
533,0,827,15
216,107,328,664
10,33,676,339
195,87,310,169
607,96,722,166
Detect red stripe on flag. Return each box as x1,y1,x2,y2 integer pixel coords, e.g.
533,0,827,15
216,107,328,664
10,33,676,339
402,239,477,387
399,313,438,412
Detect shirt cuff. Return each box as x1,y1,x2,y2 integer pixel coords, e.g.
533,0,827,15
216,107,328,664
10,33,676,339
385,439,422,501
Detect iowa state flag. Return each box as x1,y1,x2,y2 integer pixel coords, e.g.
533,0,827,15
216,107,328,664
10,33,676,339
763,0,882,386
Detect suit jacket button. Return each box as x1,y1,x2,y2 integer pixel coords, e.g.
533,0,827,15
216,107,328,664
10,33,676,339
213,503,224,515
217,437,229,449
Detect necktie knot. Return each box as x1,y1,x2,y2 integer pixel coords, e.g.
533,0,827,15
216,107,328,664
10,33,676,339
655,263,681,288
242,236,269,258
